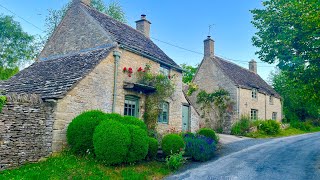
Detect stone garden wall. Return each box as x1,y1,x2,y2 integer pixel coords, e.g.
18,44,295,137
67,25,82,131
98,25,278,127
0,93,55,171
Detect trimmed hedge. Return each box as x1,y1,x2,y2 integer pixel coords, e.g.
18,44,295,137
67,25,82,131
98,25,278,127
259,120,280,135
126,125,149,163
118,116,148,131
67,110,108,155
93,120,131,165
161,134,185,156
197,128,218,142
147,137,158,159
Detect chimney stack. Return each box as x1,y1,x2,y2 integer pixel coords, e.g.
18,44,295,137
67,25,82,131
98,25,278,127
249,59,257,73
135,14,151,38
204,36,214,58
72,0,91,6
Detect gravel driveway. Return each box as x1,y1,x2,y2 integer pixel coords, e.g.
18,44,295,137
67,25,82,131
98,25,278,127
167,132,320,180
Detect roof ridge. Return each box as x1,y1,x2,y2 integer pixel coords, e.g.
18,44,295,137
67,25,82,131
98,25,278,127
80,2,146,37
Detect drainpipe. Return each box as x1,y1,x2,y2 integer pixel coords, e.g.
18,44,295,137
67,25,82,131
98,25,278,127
112,49,121,113
265,94,267,119
237,87,240,119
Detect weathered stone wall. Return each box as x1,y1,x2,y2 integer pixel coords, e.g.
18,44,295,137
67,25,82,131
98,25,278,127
52,49,199,152
0,94,55,171
238,88,282,121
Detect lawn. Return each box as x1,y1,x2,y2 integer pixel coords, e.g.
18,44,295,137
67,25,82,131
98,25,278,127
246,127,320,138
0,152,172,180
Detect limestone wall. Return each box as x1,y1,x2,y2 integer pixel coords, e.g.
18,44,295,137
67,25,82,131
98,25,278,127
0,94,55,171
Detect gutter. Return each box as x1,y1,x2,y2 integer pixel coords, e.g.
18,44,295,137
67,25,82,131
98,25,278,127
119,44,183,72
112,49,121,112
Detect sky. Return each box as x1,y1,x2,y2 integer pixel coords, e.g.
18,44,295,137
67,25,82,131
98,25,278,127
0,0,276,81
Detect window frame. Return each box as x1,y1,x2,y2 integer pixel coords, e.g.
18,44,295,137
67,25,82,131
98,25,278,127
124,95,139,118
272,112,277,120
269,95,274,105
159,65,170,77
250,109,258,120
252,88,258,99
158,101,169,124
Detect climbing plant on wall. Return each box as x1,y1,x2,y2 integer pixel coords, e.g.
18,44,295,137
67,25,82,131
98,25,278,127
196,89,233,132
0,95,7,113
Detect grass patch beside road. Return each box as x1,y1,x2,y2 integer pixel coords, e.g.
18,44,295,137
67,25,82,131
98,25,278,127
246,127,320,138
0,152,172,180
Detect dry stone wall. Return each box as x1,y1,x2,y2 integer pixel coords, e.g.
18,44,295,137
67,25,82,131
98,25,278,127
0,94,55,171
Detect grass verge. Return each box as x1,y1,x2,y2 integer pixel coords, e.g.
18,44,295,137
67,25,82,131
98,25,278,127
0,152,172,180
246,127,320,138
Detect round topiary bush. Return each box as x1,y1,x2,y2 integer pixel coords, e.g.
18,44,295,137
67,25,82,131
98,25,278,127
93,120,131,165
147,137,158,159
161,134,185,156
197,128,219,142
126,125,149,163
67,110,108,155
118,116,147,131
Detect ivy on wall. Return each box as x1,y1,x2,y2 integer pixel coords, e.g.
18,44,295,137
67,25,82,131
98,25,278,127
0,95,7,113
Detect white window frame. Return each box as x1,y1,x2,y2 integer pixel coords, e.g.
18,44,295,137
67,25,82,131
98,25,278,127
252,88,257,99
251,109,258,120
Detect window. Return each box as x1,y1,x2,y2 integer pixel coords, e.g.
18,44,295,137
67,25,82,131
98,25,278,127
159,65,169,77
158,102,169,123
269,96,274,105
124,95,139,117
272,112,277,120
252,88,257,99
251,109,258,120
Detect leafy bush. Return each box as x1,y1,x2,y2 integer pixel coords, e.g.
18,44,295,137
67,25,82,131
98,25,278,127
118,116,147,131
93,120,131,165
197,128,219,142
231,116,251,136
147,137,158,160
126,125,149,163
306,119,320,127
165,151,185,171
67,110,108,155
258,120,280,135
180,132,196,139
184,135,216,161
290,120,312,131
161,134,185,156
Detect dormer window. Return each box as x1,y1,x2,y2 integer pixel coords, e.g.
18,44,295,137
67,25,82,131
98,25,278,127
160,65,169,77
252,88,257,99
269,95,274,105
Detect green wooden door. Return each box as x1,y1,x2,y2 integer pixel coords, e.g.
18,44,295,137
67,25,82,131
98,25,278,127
182,105,190,131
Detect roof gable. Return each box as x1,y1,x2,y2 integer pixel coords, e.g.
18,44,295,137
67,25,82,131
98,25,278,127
0,47,113,99
80,3,180,69
213,57,280,98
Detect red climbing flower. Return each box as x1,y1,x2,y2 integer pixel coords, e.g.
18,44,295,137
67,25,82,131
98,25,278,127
138,67,143,72
123,67,127,72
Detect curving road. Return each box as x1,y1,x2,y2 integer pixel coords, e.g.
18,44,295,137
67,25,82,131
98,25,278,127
168,132,320,180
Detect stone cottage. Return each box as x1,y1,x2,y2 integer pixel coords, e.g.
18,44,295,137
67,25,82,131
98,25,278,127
187,36,282,132
0,0,200,168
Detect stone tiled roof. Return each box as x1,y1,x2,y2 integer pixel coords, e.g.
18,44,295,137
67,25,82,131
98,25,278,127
81,3,181,70
214,57,281,98
0,47,112,99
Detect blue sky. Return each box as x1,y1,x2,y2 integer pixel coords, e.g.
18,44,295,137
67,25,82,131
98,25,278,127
0,0,276,81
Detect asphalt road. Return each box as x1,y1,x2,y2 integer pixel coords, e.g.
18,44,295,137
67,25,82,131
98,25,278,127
168,132,320,180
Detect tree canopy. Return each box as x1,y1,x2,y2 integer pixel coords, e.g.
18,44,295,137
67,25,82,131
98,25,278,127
0,15,36,80
181,64,198,84
251,0,320,120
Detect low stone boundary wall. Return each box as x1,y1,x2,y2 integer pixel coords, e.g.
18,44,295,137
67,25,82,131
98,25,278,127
0,93,55,170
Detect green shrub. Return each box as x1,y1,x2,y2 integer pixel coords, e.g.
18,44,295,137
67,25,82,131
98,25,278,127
67,110,108,155
258,120,280,135
93,120,131,165
180,132,196,138
306,119,320,127
231,116,251,136
117,116,147,131
161,134,185,156
290,120,312,131
165,151,185,171
126,125,149,163
147,137,158,159
184,135,216,161
197,128,219,142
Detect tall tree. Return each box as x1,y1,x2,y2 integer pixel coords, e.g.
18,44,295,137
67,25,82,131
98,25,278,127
0,15,36,80
44,0,126,40
181,63,198,84
251,0,320,119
